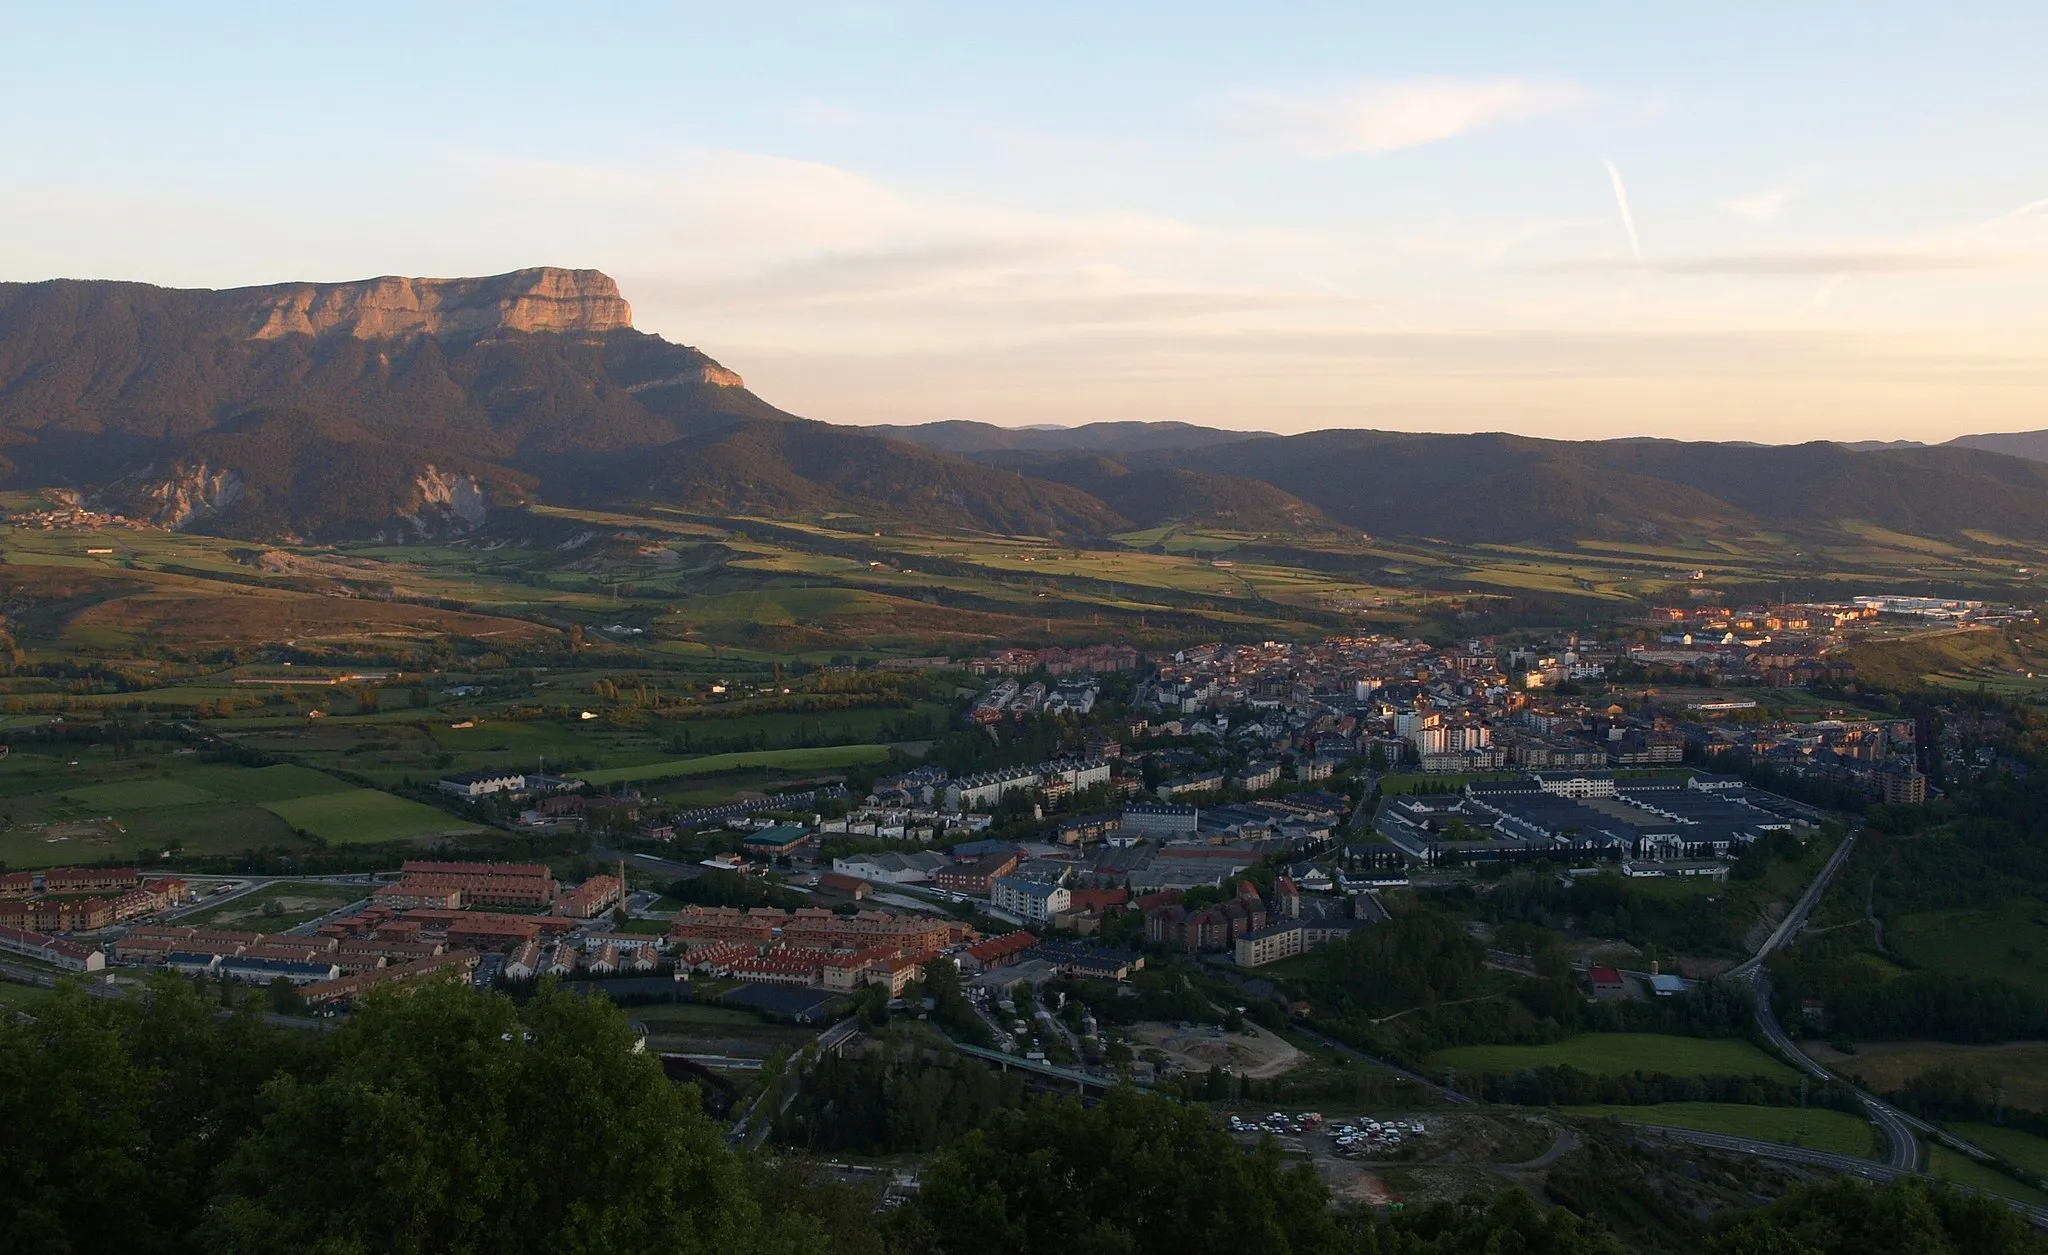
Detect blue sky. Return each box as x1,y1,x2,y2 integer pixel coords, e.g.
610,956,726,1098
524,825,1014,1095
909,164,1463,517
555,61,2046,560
3,2,2045,439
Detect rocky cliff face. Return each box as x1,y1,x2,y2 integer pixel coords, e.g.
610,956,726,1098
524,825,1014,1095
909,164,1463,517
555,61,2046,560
231,267,633,340
109,464,245,529
399,467,490,535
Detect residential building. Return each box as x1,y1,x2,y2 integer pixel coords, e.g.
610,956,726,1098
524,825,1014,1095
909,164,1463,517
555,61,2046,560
991,875,1072,923
436,769,527,800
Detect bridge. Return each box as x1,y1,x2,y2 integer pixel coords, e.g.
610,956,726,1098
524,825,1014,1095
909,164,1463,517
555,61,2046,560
948,1040,1144,1094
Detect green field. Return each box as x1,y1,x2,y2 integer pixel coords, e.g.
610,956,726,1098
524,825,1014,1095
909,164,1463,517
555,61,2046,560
177,880,372,931
54,779,220,809
261,789,481,844
188,763,355,803
1952,1123,2048,1182
1830,1041,2048,1116
575,744,892,786
1927,1144,2048,1207
1430,1033,1799,1080
1562,1103,1876,1157
1892,905,2048,1000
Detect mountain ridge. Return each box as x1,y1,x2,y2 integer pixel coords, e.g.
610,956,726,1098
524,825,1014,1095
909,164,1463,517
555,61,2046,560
5,269,2048,548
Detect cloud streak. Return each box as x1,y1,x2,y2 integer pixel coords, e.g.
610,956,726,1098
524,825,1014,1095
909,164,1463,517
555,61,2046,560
1727,187,1794,221
1225,76,1586,157
1602,159,1641,259
1532,248,2030,277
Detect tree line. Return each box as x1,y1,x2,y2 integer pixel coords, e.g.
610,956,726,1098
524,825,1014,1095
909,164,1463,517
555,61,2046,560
3,974,2042,1255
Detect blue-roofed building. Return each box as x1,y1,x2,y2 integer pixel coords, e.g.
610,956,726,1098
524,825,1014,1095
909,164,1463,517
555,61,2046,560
218,956,343,985
165,951,221,976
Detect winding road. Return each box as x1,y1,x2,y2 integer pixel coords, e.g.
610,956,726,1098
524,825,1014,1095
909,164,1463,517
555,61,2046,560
1728,823,2002,1176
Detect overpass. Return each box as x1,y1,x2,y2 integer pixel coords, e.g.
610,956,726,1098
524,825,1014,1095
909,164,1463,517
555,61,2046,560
948,1040,1144,1094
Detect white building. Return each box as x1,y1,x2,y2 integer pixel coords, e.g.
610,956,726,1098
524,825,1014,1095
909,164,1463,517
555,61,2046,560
436,769,527,800
991,875,1072,924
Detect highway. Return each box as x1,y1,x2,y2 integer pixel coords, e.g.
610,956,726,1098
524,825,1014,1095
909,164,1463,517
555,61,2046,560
1632,1123,2048,1229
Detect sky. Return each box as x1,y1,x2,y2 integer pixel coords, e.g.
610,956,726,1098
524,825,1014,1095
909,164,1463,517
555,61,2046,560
1,2,2045,442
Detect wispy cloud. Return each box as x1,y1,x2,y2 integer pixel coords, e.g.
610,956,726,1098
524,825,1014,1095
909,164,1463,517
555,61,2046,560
1662,249,2022,275
1727,186,1794,222
1223,76,1586,157
1602,159,1641,259
1530,247,2030,277
1978,195,2048,232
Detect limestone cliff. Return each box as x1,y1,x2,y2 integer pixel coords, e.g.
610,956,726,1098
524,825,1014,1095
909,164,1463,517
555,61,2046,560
399,466,490,535
110,464,245,529
230,267,633,340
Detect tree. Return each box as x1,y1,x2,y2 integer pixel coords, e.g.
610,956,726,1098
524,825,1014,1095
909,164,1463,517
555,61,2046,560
906,1087,1345,1255
1705,1176,2038,1255
202,978,800,1255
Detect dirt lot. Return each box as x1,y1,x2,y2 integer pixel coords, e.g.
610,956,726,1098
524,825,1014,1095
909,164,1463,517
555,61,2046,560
1225,1108,1554,1210
1132,1021,1304,1079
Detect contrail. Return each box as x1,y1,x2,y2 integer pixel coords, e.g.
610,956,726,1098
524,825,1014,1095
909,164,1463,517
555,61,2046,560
1603,158,1641,260
1980,195,2048,231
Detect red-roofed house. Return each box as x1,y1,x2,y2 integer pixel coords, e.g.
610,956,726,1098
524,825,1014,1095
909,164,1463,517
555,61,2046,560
958,930,1038,971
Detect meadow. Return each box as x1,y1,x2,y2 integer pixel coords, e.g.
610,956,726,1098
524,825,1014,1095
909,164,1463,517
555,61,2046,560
1951,1123,2048,1182
1926,1144,2048,1207
1430,1033,1799,1081
1561,1102,1876,1157
261,789,481,845
1891,905,2048,1000
576,744,892,786
1829,1041,2048,1115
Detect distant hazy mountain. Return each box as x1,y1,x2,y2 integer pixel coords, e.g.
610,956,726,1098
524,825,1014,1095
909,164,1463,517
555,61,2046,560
1948,430,2048,463
1142,430,2048,543
968,453,1330,532
871,419,1270,455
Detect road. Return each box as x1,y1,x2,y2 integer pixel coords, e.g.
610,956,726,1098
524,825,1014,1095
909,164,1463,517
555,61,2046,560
1728,823,1860,981
1726,823,1989,1175
592,845,707,883
1632,1123,2048,1229
1725,824,1928,1169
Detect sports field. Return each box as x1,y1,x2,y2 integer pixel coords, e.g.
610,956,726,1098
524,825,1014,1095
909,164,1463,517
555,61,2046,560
1562,1103,1875,1157
575,744,891,786
261,789,480,844
1430,1033,1798,1080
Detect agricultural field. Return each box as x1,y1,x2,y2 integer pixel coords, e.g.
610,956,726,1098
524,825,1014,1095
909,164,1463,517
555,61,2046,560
0,746,328,868
176,881,372,931
1561,1102,1877,1158
576,744,893,786
261,789,480,845
1429,1033,1799,1081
